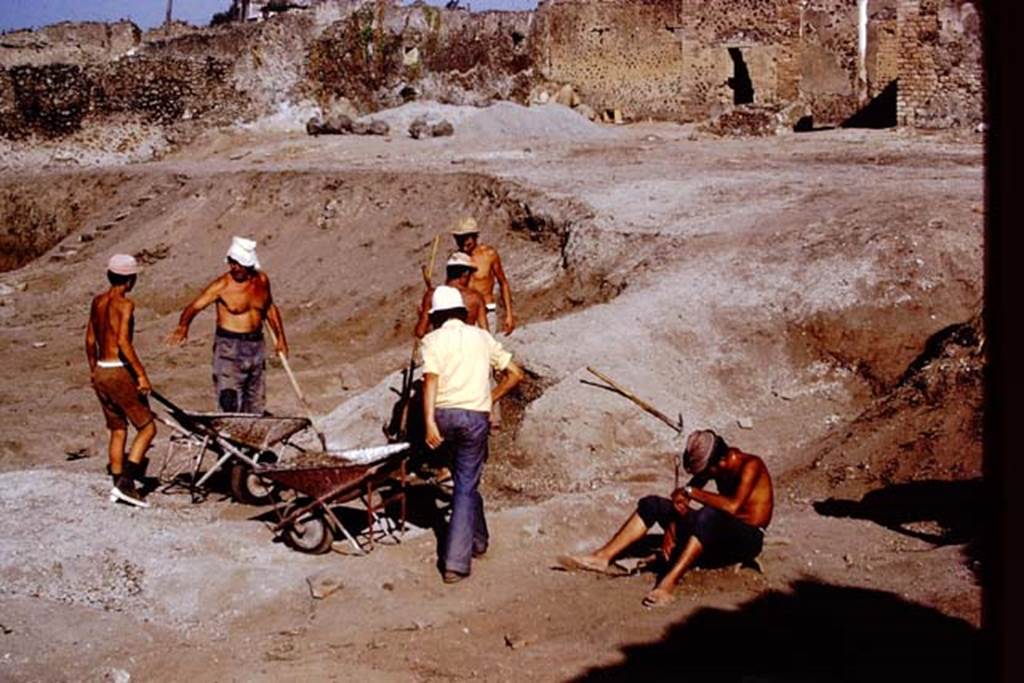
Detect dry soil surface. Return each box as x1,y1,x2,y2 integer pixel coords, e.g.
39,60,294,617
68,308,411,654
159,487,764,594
0,108,983,681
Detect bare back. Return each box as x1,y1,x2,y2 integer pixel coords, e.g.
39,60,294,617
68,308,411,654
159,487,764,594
455,284,488,331
215,271,272,333
713,451,774,528
90,291,134,363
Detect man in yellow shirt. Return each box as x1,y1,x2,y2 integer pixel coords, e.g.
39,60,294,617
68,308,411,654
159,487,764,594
422,286,524,583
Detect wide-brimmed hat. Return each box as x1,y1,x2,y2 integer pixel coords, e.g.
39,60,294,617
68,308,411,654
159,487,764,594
451,216,479,236
683,429,720,475
429,285,467,314
107,254,139,276
446,251,477,271
226,236,260,269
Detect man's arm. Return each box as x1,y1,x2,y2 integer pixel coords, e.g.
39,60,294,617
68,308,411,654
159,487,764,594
414,288,433,339
422,372,443,449
167,277,224,345
265,302,288,356
492,251,515,335
85,299,98,373
471,291,488,331
686,458,761,515
116,300,151,393
491,359,523,404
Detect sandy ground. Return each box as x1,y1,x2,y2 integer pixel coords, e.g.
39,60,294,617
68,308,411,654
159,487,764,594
0,108,983,681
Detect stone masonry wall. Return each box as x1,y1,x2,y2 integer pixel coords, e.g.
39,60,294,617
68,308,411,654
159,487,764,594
896,0,982,128
532,0,686,120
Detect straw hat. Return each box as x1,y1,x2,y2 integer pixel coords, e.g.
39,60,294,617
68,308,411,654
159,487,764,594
451,216,480,236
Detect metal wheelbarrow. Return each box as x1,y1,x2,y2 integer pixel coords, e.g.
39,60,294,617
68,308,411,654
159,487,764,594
151,390,313,504
259,443,411,554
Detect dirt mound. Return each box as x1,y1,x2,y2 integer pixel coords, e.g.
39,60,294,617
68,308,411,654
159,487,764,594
785,312,983,499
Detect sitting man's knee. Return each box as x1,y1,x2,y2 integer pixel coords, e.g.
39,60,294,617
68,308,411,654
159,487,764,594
637,495,670,528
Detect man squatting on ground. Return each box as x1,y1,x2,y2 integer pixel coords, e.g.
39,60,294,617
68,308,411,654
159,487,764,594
167,236,288,414
559,430,773,607
421,286,524,583
414,251,488,339
85,254,156,508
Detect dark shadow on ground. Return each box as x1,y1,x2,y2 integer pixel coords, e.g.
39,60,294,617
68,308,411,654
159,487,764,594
814,478,982,580
572,579,979,682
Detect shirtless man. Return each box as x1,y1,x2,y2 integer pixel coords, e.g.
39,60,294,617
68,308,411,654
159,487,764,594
167,236,288,414
451,216,515,335
558,429,774,608
415,252,487,339
85,254,156,508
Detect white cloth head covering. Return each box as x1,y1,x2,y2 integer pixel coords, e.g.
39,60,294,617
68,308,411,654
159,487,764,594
107,253,139,275
226,236,260,269
446,251,477,270
429,285,467,314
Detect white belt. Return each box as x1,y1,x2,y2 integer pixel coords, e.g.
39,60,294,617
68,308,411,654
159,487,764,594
97,360,124,368
486,303,497,311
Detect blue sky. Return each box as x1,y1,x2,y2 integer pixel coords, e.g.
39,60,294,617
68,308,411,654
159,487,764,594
0,1,538,32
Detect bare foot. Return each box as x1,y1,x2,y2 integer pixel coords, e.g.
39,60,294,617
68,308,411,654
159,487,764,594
641,587,676,608
555,554,612,574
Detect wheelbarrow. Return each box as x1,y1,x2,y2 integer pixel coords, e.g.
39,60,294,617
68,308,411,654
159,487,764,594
259,442,411,554
151,390,313,504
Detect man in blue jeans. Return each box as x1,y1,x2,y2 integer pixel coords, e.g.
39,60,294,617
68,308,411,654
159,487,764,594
421,285,524,583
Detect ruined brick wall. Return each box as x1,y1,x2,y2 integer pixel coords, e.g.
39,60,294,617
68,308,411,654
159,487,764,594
305,3,535,111
532,0,876,125
0,21,140,68
897,0,982,128
675,0,801,119
532,0,686,120
799,0,860,123
868,0,900,98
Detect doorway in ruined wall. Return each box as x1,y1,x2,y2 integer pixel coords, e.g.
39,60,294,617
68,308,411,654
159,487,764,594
727,47,755,105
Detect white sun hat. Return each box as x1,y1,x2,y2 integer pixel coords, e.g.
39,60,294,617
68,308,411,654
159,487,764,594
226,236,260,269
429,285,467,314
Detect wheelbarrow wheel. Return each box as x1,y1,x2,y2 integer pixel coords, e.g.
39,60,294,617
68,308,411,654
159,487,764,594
283,511,334,555
228,461,277,506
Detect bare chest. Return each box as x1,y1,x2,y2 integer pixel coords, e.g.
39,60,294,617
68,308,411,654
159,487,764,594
218,282,267,315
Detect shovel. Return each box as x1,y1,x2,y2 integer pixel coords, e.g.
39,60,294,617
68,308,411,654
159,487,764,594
397,234,442,438
265,324,328,451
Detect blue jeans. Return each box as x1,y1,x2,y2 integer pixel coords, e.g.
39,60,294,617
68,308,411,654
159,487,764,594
436,408,490,575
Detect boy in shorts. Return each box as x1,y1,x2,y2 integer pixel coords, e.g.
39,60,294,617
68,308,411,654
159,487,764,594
85,254,157,507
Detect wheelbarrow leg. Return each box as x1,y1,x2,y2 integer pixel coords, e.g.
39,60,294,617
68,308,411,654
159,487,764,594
189,435,211,504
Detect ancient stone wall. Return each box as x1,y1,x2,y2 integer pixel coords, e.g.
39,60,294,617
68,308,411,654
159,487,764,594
533,0,885,126
531,0,686,120
868,0,900,98
305,3,535,112
0,21,140,68
896,0,982,128
0,0,985,141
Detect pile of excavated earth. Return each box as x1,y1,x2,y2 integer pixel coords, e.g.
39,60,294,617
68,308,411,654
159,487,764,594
0,52,983,683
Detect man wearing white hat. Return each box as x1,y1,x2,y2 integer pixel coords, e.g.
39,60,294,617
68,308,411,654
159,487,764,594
450,216,515,336
167,236,288,414
86,254,157,507
414,251,488,339
421,285,524,583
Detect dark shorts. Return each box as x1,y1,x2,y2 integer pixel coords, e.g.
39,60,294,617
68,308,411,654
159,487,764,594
92,365,154,431
212,327,265,414
637,494,765,566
